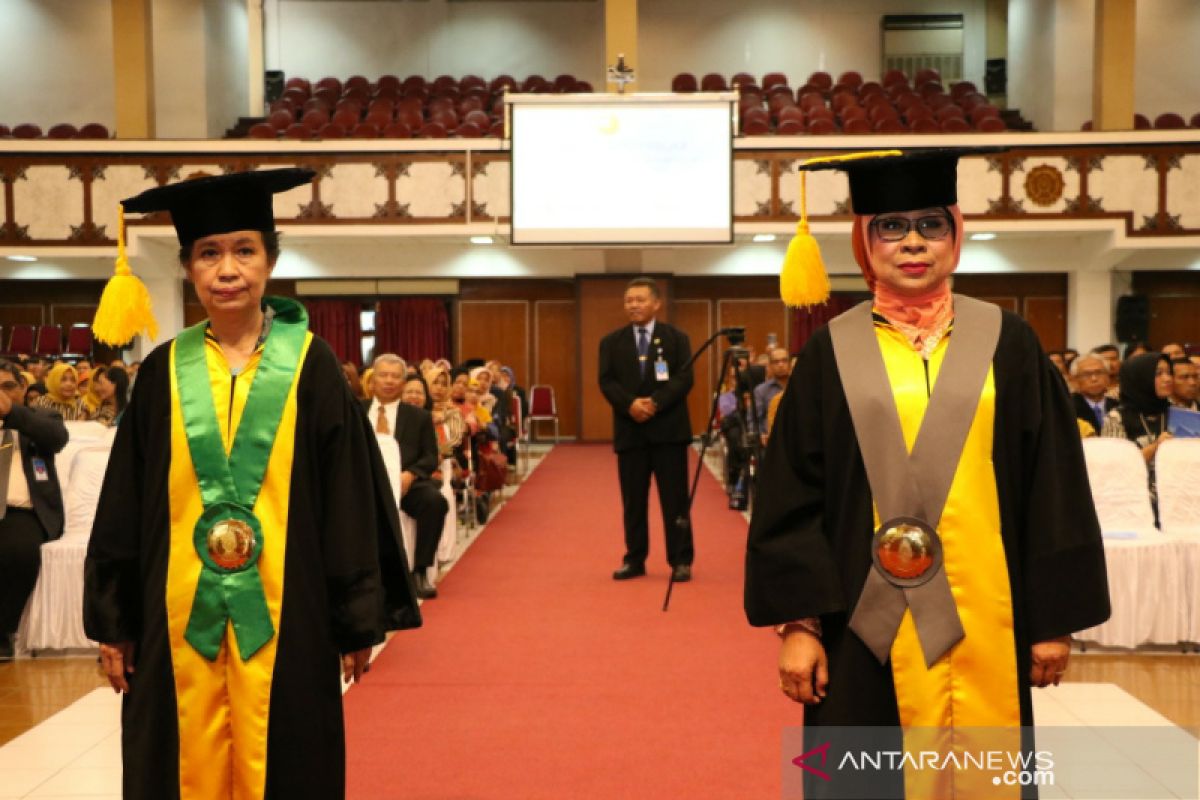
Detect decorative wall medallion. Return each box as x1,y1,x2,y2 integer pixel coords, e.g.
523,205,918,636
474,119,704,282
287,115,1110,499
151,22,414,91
373,201,411,219
297,200,333,219
471,201,489,218
833,199,851,216
757,159,773,176
758,200,775,217
1024,164,1064,207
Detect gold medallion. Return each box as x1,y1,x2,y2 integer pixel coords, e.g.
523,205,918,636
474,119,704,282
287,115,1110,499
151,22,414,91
876,522,935,580
207,518,255,570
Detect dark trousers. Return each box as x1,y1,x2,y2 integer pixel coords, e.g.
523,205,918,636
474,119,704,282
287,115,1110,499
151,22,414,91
617,443,693,567
401,479,449,570
0,508,46,636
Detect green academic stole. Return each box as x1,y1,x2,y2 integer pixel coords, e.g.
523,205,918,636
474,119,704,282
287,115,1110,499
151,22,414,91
174,297,308,661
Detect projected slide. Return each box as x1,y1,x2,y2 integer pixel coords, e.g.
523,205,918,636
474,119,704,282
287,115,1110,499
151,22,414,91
511,99,733,245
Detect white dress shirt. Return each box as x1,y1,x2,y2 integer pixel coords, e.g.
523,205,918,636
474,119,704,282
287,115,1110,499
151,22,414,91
1,424,33,509
368,398,401,436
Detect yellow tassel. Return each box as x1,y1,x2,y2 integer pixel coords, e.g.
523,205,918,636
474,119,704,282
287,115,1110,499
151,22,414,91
779,171,830,308
93,206,159,346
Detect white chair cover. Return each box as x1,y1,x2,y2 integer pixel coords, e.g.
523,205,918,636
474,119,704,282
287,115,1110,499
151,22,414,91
1155,438,1200,641
1076,438,1188,647
16,441,114,652
435,458,457,566
374,433,414,569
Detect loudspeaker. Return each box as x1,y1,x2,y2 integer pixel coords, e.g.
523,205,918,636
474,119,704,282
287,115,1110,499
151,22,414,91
264,70,285,104
1114,294,1149,343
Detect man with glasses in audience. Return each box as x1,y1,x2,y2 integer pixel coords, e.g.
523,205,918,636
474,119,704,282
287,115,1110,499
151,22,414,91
1169,357,1199,411
0,361,67,661
754,347,791,444
1071,353,1118,434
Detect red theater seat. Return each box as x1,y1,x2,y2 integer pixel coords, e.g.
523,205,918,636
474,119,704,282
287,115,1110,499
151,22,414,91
874,117,906,134
416,122,449,138
35,325,62,357
318,123,347,139
671,73,698,92
1154,112,1186,129
741,117,770,136
283,123,311,139
12,124,42,139
775,118,804,135
940,116,971,133
350,123,380,138
383,121,412,139
807,117,836,135
700,73,727,91
730,72,755,88
910,117,940,134
248,122,278,139
1134,113,1152,130
762,72,789,91
976,116,1006,132
843,116,872,134
838,71,864,89
47,124,77,139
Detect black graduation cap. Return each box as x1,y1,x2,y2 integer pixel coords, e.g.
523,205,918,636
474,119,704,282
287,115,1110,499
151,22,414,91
796,147,1004,215
121,168,315,248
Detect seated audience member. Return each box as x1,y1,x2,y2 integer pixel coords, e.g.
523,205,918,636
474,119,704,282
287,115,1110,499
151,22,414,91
73,359,93,392
0,361,67,660
1191,353,1200,369
1124,342,1149,360
1101,353,1174,515
31,363,89,421
499,366,527,418
753,347,791,442
423,364,468,471
360,367,375,400
1063,348,1079,369
1071,354,1118,433
24,357,49,386
343,361,366,400
369,355,449,600
91,366,130,427
1162,342,1186,362
1093,343,1122,398
23,383,46,407
1170,357,1199,410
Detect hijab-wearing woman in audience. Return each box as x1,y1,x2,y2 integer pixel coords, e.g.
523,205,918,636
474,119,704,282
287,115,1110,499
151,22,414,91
24,382,46,407
32,362,89,420
342,361,366,400
1101,352,1174,460
401,373,433,412
91,366,130,427
423,364,467,462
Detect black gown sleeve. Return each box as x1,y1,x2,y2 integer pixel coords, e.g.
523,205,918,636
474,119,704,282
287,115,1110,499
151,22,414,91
84,346,165,644
1009,320,1111,641
308,339,420,654
745,328,846,626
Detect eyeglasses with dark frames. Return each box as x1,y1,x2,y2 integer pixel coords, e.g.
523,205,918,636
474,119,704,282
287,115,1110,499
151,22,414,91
871,213,953,243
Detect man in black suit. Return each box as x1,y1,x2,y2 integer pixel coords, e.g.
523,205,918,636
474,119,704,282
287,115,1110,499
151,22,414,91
367,354,449,599
599,277,695,582
0,360,67,660
1070,353,1117,432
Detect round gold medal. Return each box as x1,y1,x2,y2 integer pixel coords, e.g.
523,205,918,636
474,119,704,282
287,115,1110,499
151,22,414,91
876,521,935,580
207,518,256,570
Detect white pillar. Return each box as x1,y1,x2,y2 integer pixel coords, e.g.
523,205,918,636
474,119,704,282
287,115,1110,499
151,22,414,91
247,0,265,116
1067,269,1115,352
134,272,186,360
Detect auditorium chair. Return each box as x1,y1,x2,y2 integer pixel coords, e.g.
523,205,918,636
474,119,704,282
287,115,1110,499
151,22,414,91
521,75,550,93
350,123,380,138
740,117,769,136
47,124,77,139
12,123,42,139
0,125,10,138
489,75,517,94
397,109,424,131
416,122,449,139
807,117,836,135
843,116,872,134
874,117,906,134
454,121,483,138
1190,112,1200,128
248,122,277,139
914,68,941,86
552,74,576,93
671,73,698,92
807,106,835,124
383,121,412,139
463,110,491,129
839,105,868,124
936,104,966,121
330,110,360,130
267,109,295,131
882,69,908,88
768,93,796,116
488,120,505,138
860,81,886,98
1134,113,1152,130
458,96,484,117
283,123,311,140
6,324,35,356
402,75,427,94
1154,112,1187,129
940,116,971,133
301,110,330,131
730,72,755,88
700,73,727,91
970,105,1001,124
344,74,371,93
315,76,342,95
806,71,833,93
775,118,804,135
776,105,805,126
910,117,940,134
285,77,311,95
837,71,864,89
62,324,93,361
35,324,62,358
572,80,594,94
761,72,789,91
363,111,394,129
318,123,347,139
460,74,487,93
377,75,402,95
976,116,1006,133
525,385,559,444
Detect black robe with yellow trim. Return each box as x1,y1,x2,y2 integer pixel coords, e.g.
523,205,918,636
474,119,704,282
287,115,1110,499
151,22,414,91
84,331,420,800
745,309,1110,795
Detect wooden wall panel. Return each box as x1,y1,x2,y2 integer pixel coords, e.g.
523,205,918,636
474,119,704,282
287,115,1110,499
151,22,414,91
717,299,790,361
533,300,579,438
578,277,640,442
1024,296,1067,352
975,296,1019,313
672,299,713,436
1147,297,1200,348
456,301,529,386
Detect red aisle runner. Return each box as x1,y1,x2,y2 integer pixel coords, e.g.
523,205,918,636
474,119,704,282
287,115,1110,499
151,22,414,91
345,443,802,799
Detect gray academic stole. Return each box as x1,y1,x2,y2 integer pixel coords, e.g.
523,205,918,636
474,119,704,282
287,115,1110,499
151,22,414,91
829,294,1001,667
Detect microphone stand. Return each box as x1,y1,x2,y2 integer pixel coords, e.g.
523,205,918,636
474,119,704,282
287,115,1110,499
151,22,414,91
663,328,746,611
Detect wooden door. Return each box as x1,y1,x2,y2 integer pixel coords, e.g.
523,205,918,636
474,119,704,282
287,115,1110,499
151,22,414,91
1024,296,1067,352
672,299,713,435
533,299,579,437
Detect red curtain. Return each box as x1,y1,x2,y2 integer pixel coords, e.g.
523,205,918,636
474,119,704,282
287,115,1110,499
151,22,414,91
375,298,450,363
306,299,363,365
789,293,863,353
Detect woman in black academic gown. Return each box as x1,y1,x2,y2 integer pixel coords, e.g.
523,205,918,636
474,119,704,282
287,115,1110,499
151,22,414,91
745,149,1110,798
84,169,420,800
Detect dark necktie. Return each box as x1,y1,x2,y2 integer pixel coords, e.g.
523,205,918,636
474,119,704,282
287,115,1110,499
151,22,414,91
637,327,649,377
0,429,12,521
1094,402,1105,431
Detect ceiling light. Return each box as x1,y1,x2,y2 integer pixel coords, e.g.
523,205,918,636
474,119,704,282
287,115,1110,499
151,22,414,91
469,236,494,245
970,233,996,241
5,255,38,262
752,234,777,243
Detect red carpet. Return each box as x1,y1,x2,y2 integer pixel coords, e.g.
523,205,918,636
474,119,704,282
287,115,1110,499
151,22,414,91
344,444,801,799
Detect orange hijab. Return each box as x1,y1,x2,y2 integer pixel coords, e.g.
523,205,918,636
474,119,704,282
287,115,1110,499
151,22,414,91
850,205,964,334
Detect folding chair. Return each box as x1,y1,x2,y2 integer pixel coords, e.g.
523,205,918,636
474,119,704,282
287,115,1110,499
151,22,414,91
525,385,559,443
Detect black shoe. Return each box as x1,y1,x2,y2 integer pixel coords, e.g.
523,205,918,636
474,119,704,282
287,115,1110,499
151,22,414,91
413,571,438,599
612,563,646,580
671,564,692,583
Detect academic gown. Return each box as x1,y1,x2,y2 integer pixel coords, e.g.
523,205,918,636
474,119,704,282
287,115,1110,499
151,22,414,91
83,326,420,800
745,309,1110,798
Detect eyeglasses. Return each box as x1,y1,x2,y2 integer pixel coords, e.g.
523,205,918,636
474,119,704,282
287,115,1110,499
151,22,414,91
871,214,953,242
1075,370,1108,380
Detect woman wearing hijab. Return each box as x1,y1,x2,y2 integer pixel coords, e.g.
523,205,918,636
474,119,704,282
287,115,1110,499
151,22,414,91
31,363,89,421
1101,352,1174,514
745,149,1110,798
83,169,420,800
